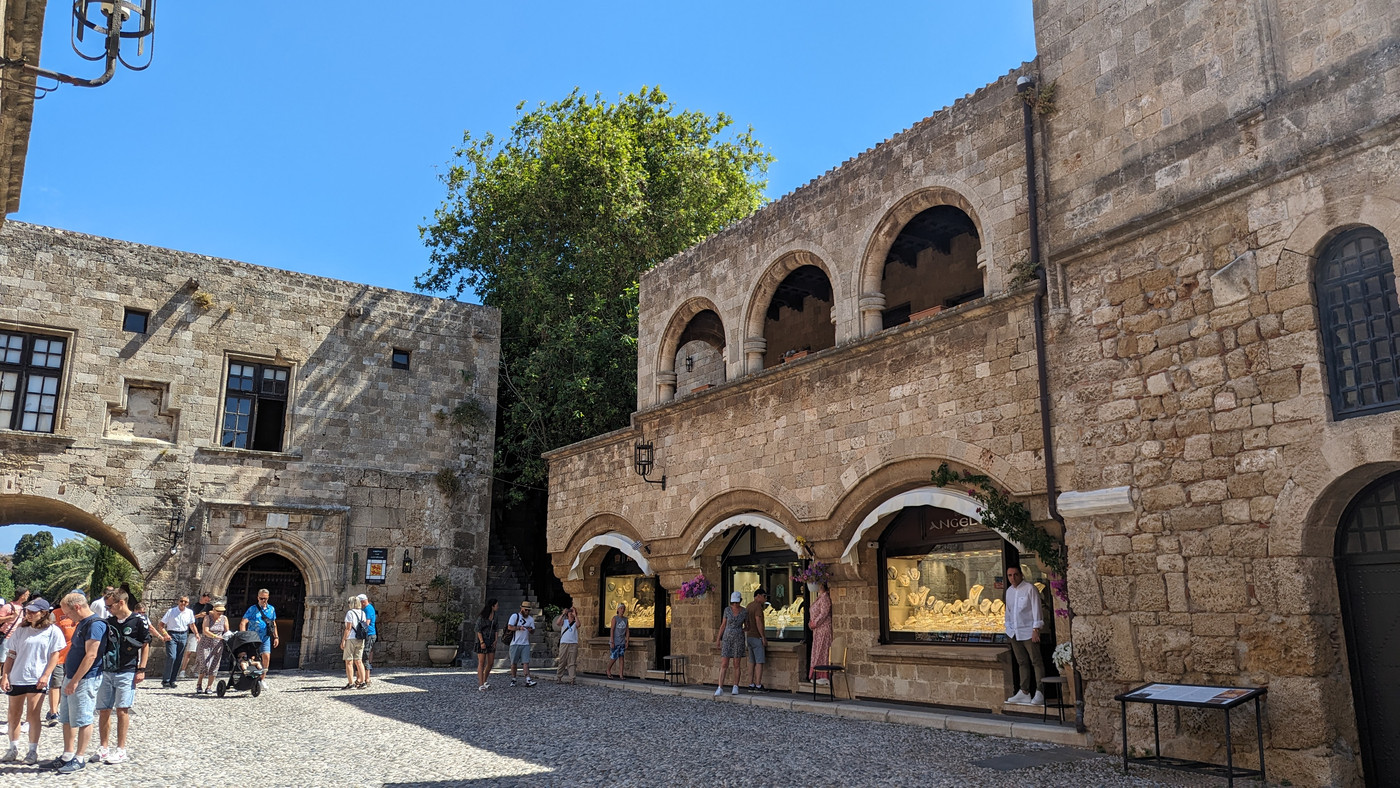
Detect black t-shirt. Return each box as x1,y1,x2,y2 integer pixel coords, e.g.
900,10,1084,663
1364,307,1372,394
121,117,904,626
103,614,152,673
191,602,212,619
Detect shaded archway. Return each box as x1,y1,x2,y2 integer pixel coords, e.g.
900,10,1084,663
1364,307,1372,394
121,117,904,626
877,206,982,328
654,297,729,403
0,492,149,571
1336,471,1400,787
227,553,306,670
759,265,835,369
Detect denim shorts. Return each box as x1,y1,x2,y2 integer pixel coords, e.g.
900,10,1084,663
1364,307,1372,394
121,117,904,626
59,675,101,727
97,671,136,710
258,635,272,655
508,643,530,666
746,636,766,664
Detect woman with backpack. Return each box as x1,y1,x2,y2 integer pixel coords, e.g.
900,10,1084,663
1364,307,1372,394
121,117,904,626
474,599,498,692
339,596,369,690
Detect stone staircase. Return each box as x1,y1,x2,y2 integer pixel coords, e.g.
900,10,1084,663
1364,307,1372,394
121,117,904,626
482,539,554,668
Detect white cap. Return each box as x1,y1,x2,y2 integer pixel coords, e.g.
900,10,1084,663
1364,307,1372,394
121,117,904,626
356,594,368,602
730,591,743,603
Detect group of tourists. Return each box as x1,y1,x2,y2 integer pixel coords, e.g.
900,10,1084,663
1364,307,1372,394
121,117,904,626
471,598,569,691
0,583,293,773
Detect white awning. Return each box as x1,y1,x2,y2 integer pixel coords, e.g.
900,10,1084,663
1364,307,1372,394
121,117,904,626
690,513,803,564
839,486,1024,567
567,532,652,580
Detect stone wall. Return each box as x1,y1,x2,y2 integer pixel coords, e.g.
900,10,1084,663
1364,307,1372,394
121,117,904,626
0,222,499,667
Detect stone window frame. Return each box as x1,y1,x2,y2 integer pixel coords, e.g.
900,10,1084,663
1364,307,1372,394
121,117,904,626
217,352,296,453
719,525,806,643
0,324,76,434
122,308,150,334
596,547,658,639
1315,225,1400,420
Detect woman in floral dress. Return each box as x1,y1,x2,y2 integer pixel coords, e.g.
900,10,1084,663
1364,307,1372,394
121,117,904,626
714,591,748,696
194,603,229,694
808,582,833,683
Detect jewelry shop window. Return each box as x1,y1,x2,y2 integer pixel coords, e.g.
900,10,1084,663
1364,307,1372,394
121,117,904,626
880,505,1045,645
721,526,805,641
598,549,659,637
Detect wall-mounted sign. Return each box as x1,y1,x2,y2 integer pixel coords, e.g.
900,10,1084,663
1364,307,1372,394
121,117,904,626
365,548,388,585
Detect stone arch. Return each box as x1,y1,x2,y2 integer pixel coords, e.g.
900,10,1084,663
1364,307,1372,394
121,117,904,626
654,297,728,402
0,489,150,570
1283,460,1400,561
205,530,334,601
856,182,993,337
741,249,843,373
1281,194,1400,264
676,488,804,560
563,512,651,581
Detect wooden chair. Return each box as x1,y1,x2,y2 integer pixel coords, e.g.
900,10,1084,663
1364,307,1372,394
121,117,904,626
811,635,848,702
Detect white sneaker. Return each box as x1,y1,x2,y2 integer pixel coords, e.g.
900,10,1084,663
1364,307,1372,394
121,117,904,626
714,686,723,696
90,746,108,762
103,747,128,764
1028,691,1045,706
731,685,739,695
1006,691,1029,704
0,746,19,763
23,749,37,765
816,678,830,686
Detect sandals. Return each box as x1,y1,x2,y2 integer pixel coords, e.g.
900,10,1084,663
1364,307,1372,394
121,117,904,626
341,683,355,690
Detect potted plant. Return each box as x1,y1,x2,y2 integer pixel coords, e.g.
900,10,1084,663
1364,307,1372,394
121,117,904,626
796,561,833,596
425,608,464,666
678,574,712,600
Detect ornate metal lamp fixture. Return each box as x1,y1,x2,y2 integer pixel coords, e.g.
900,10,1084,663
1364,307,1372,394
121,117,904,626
634,440,666,490
1,1,157,90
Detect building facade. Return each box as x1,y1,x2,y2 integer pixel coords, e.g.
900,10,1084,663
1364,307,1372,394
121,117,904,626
546,1,1400,786
0,222,499,668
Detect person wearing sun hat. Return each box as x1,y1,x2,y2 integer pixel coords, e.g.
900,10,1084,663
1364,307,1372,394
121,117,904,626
194,602,230,695
505,601,536,687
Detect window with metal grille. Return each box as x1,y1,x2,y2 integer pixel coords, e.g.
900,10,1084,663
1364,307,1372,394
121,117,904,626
1339,473,1400,555
1318,227,1400,420
220,361,290,451
0,330,67,433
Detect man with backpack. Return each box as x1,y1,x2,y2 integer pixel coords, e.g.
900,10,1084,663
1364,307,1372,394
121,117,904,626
356,593,377,683
339,597,369,690
505,601,536,687
94,588,150,764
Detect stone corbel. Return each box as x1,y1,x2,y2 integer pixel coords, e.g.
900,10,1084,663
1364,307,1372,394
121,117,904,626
858,293,886,336
1056,486,1135,517
743,337,767,374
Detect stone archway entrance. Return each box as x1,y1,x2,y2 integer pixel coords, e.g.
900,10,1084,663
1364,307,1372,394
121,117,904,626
228,553,306,670
1336,472,1400,787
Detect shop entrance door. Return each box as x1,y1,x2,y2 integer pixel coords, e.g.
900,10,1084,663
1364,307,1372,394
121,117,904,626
652,584,671,672
1336,473,1400,788
228,553,306,670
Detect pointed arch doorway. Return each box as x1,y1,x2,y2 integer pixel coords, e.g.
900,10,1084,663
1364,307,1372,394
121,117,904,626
1337,472,1400,787
228,553,306,670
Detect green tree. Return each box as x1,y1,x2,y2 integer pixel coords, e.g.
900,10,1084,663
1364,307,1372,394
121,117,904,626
30,538,98,603
13,531,54,566
0,563,14,600
419,86,771,497
90,544,142,600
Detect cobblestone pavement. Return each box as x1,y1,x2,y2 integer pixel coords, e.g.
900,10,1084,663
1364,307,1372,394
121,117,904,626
0,669,1227,788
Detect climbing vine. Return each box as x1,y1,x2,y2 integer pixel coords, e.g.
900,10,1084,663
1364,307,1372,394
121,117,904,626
930,463,1065,575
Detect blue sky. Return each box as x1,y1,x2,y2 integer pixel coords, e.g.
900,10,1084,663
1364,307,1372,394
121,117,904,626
0,525,81,556
14,2,1037,300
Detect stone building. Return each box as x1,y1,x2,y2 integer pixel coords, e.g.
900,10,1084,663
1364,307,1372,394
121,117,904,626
546,1,1400,786
0,222,499,668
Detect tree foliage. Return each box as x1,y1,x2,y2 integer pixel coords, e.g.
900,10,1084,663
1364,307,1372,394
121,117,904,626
8,534,142,604
13,531,53,566
419,86,772,497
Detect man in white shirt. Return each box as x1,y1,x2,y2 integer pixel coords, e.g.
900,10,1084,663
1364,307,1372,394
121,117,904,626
153,596,195,689
552,607,580,685
1003,566,1046,706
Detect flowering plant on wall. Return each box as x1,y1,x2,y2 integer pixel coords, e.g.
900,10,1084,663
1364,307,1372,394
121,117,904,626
679,574,712,599
795,561,832,585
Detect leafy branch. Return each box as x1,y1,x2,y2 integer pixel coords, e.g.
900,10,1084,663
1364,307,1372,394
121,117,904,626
930,463,1064,575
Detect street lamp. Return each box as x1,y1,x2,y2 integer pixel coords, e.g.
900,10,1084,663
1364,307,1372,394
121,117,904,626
0,1,158,89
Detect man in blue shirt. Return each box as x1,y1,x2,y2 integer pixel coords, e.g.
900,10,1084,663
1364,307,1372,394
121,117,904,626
44,592,105,775
238,588,279,678
357,593,377,684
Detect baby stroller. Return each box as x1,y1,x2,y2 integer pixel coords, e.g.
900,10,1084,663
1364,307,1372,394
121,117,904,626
216,631,267,698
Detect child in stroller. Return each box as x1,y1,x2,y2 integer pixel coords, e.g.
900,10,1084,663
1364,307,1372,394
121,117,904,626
216,630,267,698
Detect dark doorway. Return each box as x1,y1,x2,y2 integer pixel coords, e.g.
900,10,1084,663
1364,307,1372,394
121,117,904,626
652,584,671,672
1337,472,1400,787
228,553,306,670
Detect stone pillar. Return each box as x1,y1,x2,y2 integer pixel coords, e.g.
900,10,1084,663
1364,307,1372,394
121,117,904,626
656,371,677,402
858,293,886,336
743,337,767,374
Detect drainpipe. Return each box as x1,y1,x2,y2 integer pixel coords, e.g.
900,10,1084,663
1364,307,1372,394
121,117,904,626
1017,74,1085,733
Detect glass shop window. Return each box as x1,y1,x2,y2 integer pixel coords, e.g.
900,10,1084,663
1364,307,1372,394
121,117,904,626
220,360,290,451
879,505,1050,645
598,549,657,637
721,526,805,641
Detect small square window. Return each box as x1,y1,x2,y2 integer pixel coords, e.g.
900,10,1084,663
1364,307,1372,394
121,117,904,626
123,309,149,334
391,349,411,370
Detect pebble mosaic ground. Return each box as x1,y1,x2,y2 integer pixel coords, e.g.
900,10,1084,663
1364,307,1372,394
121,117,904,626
0,669,1224,787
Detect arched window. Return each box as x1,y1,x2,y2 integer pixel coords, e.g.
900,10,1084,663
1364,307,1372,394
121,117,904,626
880,206,981,328
878,506,1050,645
721,526,805,641
598,549,658,637
762,265,834,368
1317,227,1400,419
674,309,726,395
